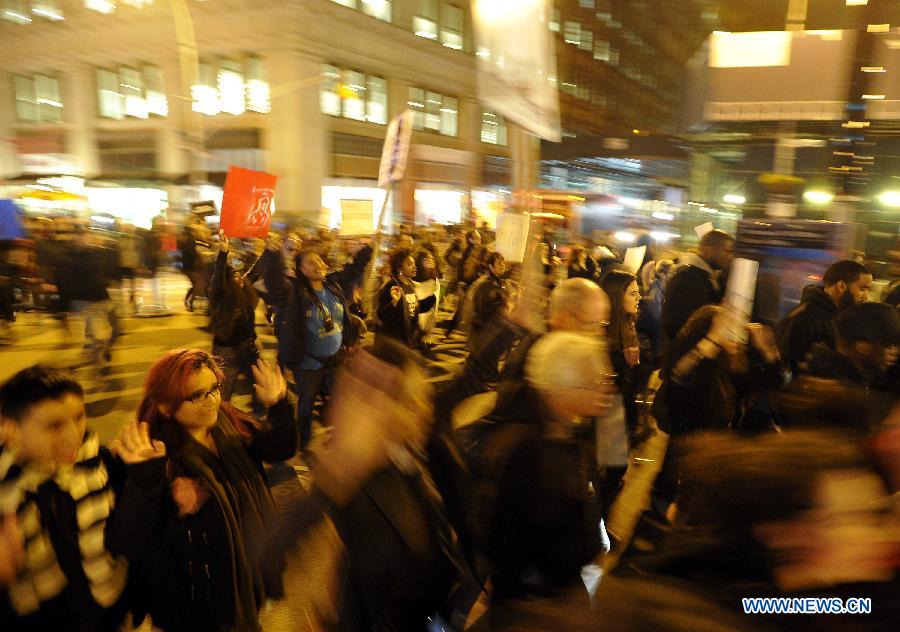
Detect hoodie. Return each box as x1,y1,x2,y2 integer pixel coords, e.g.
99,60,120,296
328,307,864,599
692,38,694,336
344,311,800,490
775,285,839,374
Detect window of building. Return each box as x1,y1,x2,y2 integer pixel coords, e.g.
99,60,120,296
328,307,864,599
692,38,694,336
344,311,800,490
14,74,62,122
321,65,388,125
192,58,269,116
593,39,610,61
440,4,463,50
481,110,507,145
563,21,580,45
329,0,356,7
413,0,438,40
408,86,456,136
549,6,560,32
361,0,390,21
366,76,387,124
578,29,593,51
245,57,270,113
578,0,595,7
321,65,342,116
341,69,366,121
97,66,168,119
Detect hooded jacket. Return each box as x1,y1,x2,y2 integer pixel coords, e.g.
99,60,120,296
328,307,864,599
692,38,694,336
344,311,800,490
661,253,722,342
775,285,839,374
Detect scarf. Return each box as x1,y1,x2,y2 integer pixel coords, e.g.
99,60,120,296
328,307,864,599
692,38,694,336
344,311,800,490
0,432,127,616
172,412,283,632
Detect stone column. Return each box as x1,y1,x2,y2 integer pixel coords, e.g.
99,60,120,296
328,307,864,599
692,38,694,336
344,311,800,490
0,70,19,178
264,50,328,223
62,64,99,177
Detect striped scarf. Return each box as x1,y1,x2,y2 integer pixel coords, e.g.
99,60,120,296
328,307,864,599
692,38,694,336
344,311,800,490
0,432,127,616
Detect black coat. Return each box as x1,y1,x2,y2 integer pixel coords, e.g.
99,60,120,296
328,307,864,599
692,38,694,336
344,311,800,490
376,278,436,349
59,244,117,303
257,248,291,307
775,285,839,374
661,264,722,342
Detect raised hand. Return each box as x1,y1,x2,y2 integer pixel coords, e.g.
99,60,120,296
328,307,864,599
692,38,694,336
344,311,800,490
218,229,230,253
0,513,24,587
111,421,166,465
390,285,404,305
252,359,287,408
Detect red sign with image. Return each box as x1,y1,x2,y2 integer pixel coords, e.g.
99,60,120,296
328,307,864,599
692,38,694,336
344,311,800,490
220,166,277,238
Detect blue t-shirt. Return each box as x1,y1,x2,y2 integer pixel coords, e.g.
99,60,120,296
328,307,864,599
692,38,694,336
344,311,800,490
300,288,344,370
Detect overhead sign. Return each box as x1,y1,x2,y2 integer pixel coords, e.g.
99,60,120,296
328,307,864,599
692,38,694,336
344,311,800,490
473,0,561,142
377,110,414,188
220,166,277,238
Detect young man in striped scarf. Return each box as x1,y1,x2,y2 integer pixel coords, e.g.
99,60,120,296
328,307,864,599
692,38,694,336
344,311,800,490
0,365,166,630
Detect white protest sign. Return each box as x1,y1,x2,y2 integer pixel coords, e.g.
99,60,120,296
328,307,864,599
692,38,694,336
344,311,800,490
473,0,561,141
495,212,531,263
694,222,714,239
377,110,414,189
622,245,647,275
724,257,759,343
338,199,374,236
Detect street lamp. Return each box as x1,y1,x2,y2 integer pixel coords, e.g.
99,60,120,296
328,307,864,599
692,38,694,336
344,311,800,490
803,190,834,205
878,191,900,208
723,194,745,205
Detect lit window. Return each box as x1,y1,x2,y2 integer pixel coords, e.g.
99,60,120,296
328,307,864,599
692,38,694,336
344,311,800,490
3,0,32,23
579,29,593,51
97,69,123,119
329,0,356,7
440,4,464,50
84,0,115,14
192,63,219,115
342,70,366,121
440,96,457,136
563,21,580,45
578,0,595,7
593,39,610,61
481,110,507,145
218,60,245,116
549,7,560,32
31,0,64,21
414,0,438,39
118,66,147,118
361,0,390,21
22,74,62,123
408,87,456,136
366,76,387,124
245,57,270,113
321,64,342,116
144,66,169,116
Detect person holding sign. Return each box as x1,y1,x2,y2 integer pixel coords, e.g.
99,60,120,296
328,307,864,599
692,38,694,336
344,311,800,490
377,248,437,351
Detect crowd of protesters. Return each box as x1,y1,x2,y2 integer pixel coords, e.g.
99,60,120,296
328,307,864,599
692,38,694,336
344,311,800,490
1,212,900,631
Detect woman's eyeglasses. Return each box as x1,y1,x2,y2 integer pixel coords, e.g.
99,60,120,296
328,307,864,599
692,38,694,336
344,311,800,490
186,383,222,405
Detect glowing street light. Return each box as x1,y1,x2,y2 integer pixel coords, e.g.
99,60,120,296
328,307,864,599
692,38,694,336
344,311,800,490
723,194,746,205
878,191,900,207
803,190,834,205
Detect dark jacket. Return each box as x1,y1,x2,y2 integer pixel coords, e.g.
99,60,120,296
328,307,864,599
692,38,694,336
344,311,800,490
279,277,356,368
257,248,291,307
805,343,875,390
131,399,296,632
775,285,839,374
469,272,507,335
208,251,257,348
60,243,117,303
662,261,722,342
376,277,436,349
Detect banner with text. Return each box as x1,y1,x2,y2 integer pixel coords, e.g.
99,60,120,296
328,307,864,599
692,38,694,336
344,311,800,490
378,110,415,188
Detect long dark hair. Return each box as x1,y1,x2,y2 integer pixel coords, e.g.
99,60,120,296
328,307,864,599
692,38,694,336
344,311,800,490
599,270,638,353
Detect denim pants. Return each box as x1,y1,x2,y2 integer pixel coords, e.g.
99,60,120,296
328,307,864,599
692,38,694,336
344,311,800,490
290,365,336,450
70,299,121,363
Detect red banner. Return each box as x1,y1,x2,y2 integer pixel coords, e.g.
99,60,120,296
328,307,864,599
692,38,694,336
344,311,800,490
220,166,277,238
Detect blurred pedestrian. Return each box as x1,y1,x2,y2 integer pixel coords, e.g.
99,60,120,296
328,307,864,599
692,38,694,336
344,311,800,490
377,248,437,350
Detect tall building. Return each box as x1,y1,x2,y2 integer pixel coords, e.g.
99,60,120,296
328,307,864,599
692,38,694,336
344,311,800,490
0,0,516,227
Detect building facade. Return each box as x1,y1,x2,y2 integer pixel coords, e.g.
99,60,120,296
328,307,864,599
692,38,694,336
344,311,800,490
0,0,516,227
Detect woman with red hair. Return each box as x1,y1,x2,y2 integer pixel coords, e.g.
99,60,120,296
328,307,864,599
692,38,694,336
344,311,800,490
124,348,295,632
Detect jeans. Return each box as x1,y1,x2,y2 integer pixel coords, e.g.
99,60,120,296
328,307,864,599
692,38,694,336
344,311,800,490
213,339,260,402
290,365,336,450
70,299,121,363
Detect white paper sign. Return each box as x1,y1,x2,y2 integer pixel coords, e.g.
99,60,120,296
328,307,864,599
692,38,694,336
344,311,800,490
725,257,759,343
377,110,414,188
473,0,561,142
694,222,714,239
495,212,531,263
622,246,647,275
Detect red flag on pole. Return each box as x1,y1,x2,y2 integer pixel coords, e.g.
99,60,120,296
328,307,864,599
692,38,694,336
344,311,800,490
220,166,277,238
